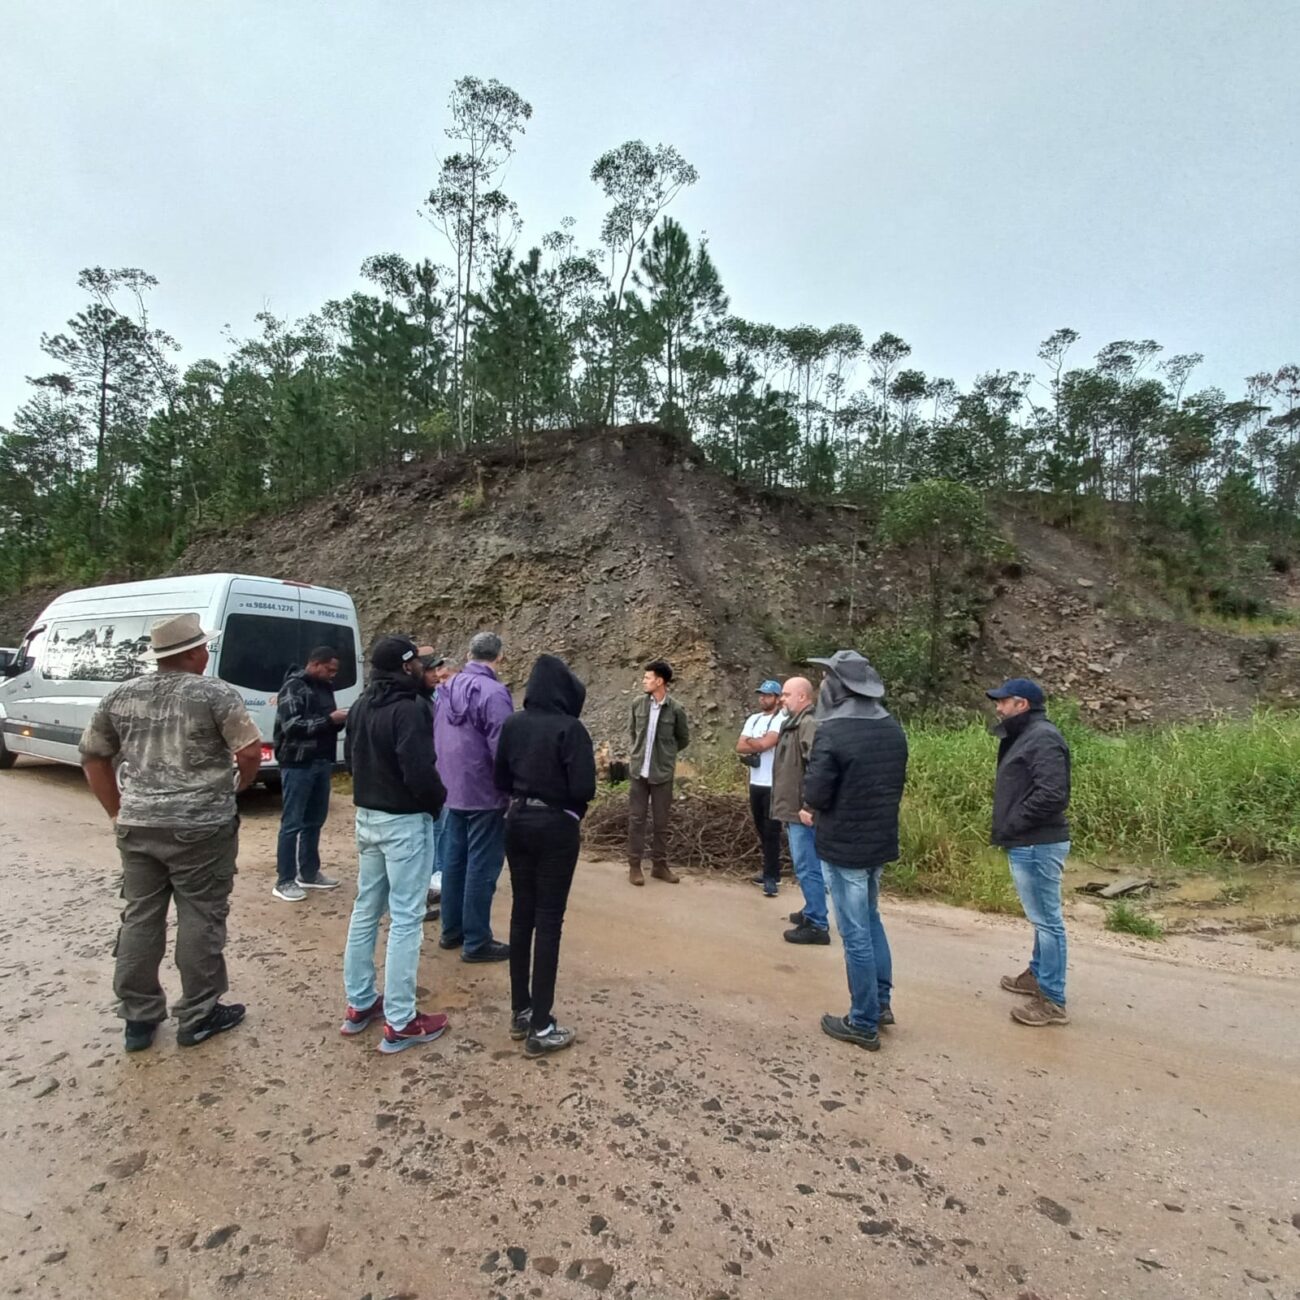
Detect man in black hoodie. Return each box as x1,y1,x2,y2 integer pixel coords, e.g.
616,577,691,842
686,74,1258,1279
340,636,450,1054
493,654,596,1058
802,651,908,1053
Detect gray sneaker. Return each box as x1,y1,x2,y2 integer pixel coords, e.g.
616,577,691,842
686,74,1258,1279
272,881,307,902
510,1008,532,1041
524,1023,575,1058
297,872,340,890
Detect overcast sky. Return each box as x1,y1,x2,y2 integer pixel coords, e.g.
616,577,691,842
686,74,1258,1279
2,0,1297,420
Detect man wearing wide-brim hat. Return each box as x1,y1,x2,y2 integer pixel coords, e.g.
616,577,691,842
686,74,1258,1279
801,650,909,1052
79,613,263,1053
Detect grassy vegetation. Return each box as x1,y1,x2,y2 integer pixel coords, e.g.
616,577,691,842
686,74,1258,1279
890,707,1300,911
1104,899,1165,939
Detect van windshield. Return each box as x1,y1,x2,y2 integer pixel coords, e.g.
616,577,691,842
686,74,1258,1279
218,614,358,695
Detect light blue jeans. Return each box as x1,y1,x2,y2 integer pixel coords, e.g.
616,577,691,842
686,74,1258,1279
1006,841,1069,1006
822,861,892,1034
343,808,433,1031
786,822,829,932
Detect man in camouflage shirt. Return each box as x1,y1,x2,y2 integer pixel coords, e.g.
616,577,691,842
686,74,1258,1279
80,613,262,1052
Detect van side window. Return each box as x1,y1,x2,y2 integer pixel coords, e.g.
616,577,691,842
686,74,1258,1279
218,615,358,694
42,619,153,683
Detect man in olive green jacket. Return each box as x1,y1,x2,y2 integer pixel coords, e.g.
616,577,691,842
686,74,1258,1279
627,660,690,886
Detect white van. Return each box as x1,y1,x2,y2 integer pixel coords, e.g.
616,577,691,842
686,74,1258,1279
0,574,362,781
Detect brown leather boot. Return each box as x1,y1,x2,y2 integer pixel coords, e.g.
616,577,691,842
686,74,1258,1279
651,864,680,884
628,864,645,887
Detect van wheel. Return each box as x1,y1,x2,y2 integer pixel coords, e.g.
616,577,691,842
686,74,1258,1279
0,734,16,770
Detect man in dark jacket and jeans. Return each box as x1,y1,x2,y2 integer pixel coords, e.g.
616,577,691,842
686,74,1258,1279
272,647,349,901
987,678,1072,1027
494,654,597,1058
341,636,449,1054
627,660,690,886
803,651,908,1052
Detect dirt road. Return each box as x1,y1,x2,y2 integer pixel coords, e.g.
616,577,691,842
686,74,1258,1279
1,761,1297,1300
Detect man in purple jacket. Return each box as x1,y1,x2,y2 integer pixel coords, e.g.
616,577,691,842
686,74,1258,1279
434,632,515,962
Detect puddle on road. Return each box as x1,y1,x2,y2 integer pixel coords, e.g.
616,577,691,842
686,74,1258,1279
1065,860,1300,947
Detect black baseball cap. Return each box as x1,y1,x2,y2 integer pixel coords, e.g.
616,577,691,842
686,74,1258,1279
371,635,419,673
986,677,1045,707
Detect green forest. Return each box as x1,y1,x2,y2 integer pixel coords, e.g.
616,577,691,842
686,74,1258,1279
2,75,1298,607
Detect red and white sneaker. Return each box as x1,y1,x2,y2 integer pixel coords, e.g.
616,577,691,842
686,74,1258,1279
379,1011,449,1054
340,996,384,1036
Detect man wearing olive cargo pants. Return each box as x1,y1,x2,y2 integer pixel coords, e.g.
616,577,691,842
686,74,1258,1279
80,613,262,1053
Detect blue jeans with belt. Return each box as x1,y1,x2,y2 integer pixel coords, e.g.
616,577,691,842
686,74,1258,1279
822,861,892,1033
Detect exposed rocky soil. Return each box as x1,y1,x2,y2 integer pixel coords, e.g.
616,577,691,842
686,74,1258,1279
5,427,1300,746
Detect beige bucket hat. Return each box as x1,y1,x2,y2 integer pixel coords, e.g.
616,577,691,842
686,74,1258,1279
143,612,219,660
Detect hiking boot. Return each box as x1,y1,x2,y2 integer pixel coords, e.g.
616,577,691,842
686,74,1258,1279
297,872,341,890
1010,996,1069,1027
272,880,306,902
509,1008,532,1041
1000,968,1040,997
820,1013,880,1051
651,864,680,884
524,1023,576,1058
340,995,384,1036
628,864,645,887
462,940,510,964
784,922,831,946
879,1007,895,1028
177,1002,246,1047
438,931,464,950
124,1020,160,1053
379,1011,449,1054
789,910,805,926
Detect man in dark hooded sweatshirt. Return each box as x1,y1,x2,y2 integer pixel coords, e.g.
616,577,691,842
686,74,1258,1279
341,636,450,1054
802,650,908,1052
493,654,597,1058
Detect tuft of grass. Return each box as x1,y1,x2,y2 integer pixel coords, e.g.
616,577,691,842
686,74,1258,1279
1104,899,1165,939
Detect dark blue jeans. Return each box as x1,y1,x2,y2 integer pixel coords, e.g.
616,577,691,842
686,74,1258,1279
440,808,507,953
276,761,333,885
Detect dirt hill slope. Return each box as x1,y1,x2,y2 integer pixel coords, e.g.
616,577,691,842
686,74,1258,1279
4,426,1299,747
173,426,1300,747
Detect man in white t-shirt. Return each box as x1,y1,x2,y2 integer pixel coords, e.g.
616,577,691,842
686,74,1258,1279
735,679,787,897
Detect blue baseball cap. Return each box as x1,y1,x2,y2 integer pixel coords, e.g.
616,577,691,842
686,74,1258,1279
756,679,782,695
986,677,1045,707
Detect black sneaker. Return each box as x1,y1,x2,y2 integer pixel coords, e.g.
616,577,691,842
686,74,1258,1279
177,1002,246,1048
124,1020,160,1053
424,905,441,924
879,1007,895,1027
820,1013,880,1051
789,910,805,925
462,940,510,964
438,932,464,950
784,922,831,946
524,1023,575,1058
749,875,766,887
509,1008,532,1041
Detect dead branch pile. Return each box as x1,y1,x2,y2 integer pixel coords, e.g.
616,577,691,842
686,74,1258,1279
584,792,785,875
